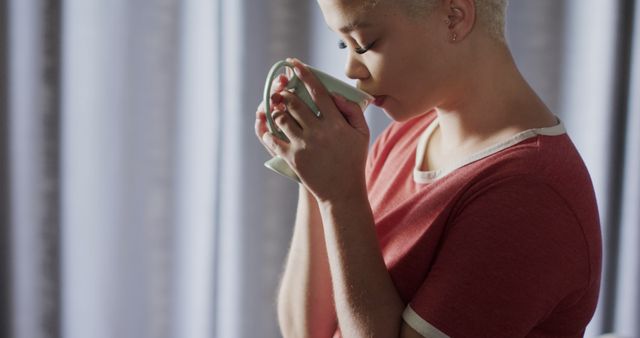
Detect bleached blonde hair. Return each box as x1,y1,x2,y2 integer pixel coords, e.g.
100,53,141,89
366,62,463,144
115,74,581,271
366,0,509,42
472,0,508,42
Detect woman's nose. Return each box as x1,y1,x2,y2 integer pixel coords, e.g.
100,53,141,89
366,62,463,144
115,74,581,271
344,53,370,81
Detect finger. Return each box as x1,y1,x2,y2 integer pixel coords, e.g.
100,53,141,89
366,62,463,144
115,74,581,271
262,128,290,158
270,92,287,112
332,93,369,134
271,74,289,94
262,75,288,122
255,100,281,124
256,101,265,119
256,96,285,140
278,91,316,130
255,101,276,137
255,118,277,156
255,111,268,138
255,102,269,137
272,109,303,141
255,104,278,156
285,57,296,78
289,58,340,120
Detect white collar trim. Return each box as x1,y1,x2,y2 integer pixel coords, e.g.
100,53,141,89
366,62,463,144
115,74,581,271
413,117,566,184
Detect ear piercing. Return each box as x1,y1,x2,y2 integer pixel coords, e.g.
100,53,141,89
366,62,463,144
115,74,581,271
446,19,456,41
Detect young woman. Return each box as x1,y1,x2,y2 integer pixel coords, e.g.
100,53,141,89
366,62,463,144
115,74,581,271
255,0,602,337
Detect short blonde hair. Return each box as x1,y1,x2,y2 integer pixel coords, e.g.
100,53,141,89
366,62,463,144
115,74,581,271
367,0,509,42
474,0,508,42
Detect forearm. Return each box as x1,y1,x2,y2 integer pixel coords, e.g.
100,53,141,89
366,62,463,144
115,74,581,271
277,185,337,338
318,186,405,338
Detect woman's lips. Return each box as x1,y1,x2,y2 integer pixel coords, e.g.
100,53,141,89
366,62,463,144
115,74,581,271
373,95,387,107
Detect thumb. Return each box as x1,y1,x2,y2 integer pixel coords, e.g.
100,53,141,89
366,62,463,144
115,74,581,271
331,93,369,134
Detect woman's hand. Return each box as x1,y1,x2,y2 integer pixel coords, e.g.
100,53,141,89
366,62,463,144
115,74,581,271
261,58,370,203
255,73,289,157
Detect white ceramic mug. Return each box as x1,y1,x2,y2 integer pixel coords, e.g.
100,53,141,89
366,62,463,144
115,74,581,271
262,60,374,182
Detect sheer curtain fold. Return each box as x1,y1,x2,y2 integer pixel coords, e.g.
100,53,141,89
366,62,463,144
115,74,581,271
170,1,218,338
558,1,627,334
9,1,62,337
613,0,640,335
0,0,10,334
214,1,309,337
62,1,181,337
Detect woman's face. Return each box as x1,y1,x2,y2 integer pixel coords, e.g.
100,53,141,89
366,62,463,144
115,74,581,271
318,0,454,121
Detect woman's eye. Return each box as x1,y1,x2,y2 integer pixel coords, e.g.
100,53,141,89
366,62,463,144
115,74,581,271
355,41,375,54
337,39,376,54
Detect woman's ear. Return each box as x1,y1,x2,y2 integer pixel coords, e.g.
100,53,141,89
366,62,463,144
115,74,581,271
445,0,475,42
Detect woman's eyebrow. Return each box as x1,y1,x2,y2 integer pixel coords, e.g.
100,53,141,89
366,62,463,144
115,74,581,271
337,20,371,33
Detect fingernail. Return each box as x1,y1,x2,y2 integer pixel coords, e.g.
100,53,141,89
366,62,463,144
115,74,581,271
293,65,302,77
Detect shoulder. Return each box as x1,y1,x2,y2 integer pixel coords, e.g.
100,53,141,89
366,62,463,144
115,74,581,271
456,133,598,218
452,174,578,233
451,172,600,284
407,173,599,338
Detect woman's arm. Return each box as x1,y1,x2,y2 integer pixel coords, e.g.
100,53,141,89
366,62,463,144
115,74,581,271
262,59,409,337
277,185,337,338
317,188,405,338
255,75,337,337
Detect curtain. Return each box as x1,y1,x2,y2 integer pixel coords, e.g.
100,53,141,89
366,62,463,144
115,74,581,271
612,0,640,334
558,1,639,336
1,0,10,335
61,1,183,337
8,0,186,337
213,1,307,336
2,1,638,338
9,1,62,338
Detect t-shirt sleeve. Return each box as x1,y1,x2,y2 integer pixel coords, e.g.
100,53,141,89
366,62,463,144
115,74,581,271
403,176,590,338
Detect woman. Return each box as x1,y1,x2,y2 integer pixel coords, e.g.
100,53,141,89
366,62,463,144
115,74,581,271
255,0,602,337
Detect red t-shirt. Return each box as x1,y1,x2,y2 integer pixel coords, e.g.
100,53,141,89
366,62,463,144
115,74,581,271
333,111,602,338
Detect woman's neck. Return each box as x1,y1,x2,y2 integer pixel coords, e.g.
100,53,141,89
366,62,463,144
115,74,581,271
433,45,557,153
